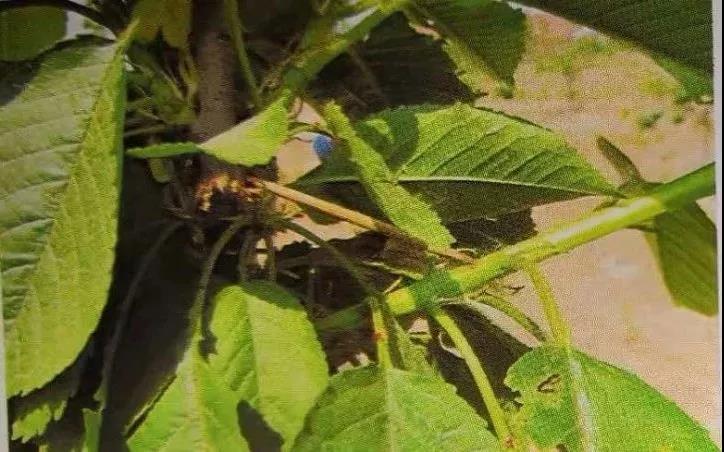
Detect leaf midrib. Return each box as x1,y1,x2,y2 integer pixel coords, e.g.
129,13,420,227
297,174,609,196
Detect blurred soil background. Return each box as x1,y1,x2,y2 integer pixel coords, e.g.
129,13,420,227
276,9,720,444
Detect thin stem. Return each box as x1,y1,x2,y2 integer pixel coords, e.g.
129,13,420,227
237,231,256,282
222,0,262,110
255,178,473,264
0,0,115,32
431,306,512,446
124,124,172,138
273,217,392,366
189,216,250,335
368,296,393,368
317,163,715,331
455,293,547,342
347,46,389,106
520,261,570,346
263,233,277,281
273,217,376,295
97,221,182,402
270,1,409,101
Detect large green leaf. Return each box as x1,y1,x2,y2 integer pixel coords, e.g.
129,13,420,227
207,282,329,449
11,353,86,442
298,103,617,223
516,0,712,73
1,38,127,396
505,346,718,451
0,7,66,61
310,13,475,118
321,102,455,248
293,366,501,451
598,137,717,315
199,92,290,166
411,0,526,88
127,344,250,452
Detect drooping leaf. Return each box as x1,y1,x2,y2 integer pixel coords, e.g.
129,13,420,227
293,366,501,451
133,0,192,50
429,303,530,420
648,204,718,315
321,102,455,248
0,7,66,61
411,0,527,89
447,209,536,251
597,138,717,315
199,93,290,166
127,344,250,452
310,13,475,118
11,353,87,442
99,161,200,447
505,346,718,451
516,0,712,74
298,103,617,223
1,38,127,396
207,282,329,449
127,141,200,159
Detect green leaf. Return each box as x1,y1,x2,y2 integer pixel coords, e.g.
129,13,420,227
516,0,712,73
321,102,455,248
127,142,200,159
310,13,475,118
293,366,501,451
298,103,617,223
411,0,527,88
11,354,86,442
597,138,717,315
505,346,718,451
133,0,192,50
1,38,127,396
127,344,250,452
199,93,290,166
0,7,66,61
648,204,718,315
207,282,329,449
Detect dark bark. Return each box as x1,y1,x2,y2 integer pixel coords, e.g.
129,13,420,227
190,0,238,141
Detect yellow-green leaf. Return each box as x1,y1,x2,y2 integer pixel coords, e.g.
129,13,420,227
1,38,126,396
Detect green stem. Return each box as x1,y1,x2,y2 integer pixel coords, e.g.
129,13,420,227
189,216,250,335
318,163,715,331
431,307,512,446
520,261,570,346
222,0,262,110
456,294,547,343
273,217,392,367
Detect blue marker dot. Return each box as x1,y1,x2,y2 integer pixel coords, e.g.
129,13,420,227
312,133,334,159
